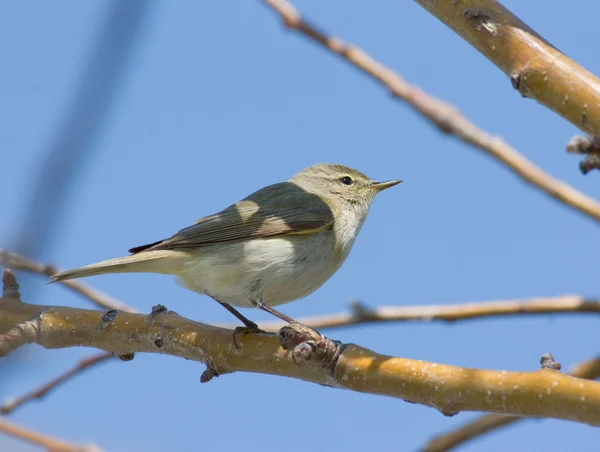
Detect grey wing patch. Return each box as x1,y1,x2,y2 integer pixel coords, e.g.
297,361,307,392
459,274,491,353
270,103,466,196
128,181,334,253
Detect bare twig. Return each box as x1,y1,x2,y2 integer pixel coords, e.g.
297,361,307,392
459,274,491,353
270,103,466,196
1,352,113,415
0,417,103,452
255,296,600,332
423,356,600,451
413,0,600,138
2,271,600,425
262,0,600,223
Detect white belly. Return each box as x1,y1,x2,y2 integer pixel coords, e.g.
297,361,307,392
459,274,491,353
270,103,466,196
177,231,346,307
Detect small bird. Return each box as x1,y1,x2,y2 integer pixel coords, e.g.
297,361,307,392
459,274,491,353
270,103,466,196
50,164,401,331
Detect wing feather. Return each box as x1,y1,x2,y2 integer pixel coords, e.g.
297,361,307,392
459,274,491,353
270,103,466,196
129,182,334,253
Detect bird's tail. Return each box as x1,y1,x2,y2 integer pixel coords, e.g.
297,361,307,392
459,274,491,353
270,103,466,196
49,250,187,283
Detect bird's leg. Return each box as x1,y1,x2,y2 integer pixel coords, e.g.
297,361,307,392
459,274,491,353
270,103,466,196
212,299,266,349
253,300,297,324
215,300,258,329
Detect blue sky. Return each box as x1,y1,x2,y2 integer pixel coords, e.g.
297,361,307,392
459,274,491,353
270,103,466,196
1,1,599,451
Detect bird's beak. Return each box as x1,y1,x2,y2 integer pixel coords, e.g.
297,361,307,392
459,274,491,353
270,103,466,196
370,179,402,192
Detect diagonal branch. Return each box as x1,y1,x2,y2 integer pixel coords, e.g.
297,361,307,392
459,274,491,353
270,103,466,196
262,0,600,223
0,417,103,452
1,352,113,415
423,356,600,451
413,0,600,138
2,270,600,425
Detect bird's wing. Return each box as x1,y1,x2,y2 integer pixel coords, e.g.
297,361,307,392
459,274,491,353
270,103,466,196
128,182,334,253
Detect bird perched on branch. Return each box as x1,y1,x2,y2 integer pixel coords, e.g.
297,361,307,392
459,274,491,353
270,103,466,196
50,163,401,336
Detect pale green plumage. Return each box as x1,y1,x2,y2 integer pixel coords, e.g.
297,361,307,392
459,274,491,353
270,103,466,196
50,163,400,311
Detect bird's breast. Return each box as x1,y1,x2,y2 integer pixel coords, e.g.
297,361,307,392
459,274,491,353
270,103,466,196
178,232,344,307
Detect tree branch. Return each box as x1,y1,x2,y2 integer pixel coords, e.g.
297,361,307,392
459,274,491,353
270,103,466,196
0,250,128,415
0,417,103,452
2,271,600,425
262,0,600,223
423,356,600,451
256,296,600,331
1,352,113,415
6,294,597,415
413,0,600,138
4,252,600,414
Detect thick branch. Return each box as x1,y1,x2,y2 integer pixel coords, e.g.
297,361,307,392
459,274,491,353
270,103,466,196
423,357,600,451
2,276,600,424
4,253,600,416
6,295,599,414
414,0,600,137
263,0,600,223
0,417,103,452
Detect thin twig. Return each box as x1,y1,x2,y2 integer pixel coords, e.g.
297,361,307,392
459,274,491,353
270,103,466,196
1,352,113,415
262,0,600,223
254,296,600,332
423,356,600,451
0,417,103,452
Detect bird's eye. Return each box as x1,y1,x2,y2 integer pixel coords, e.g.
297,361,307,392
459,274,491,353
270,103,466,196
340,176,353,186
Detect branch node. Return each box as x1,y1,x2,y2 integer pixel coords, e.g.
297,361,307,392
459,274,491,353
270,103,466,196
463,8,498,36
100,309,119,324
117,353,135,362
566,135,600,174
200,364,220,383
508,70,529,98
510,72,521,91
278,322,345,373
2,269,21,301
150,304,168,319
349,300,376,321
540,352,562,371
1,397,16,414
440,409,460,417
153,332,164,348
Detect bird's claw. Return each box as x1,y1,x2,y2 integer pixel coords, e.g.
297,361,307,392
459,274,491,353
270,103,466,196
232,323,266,349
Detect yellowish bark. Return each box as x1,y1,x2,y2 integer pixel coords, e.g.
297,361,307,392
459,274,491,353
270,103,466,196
2,270,600,425
414,0,600,136
424,357,600,451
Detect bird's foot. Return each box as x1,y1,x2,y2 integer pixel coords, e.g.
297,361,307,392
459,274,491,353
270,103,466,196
232,321,267,349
